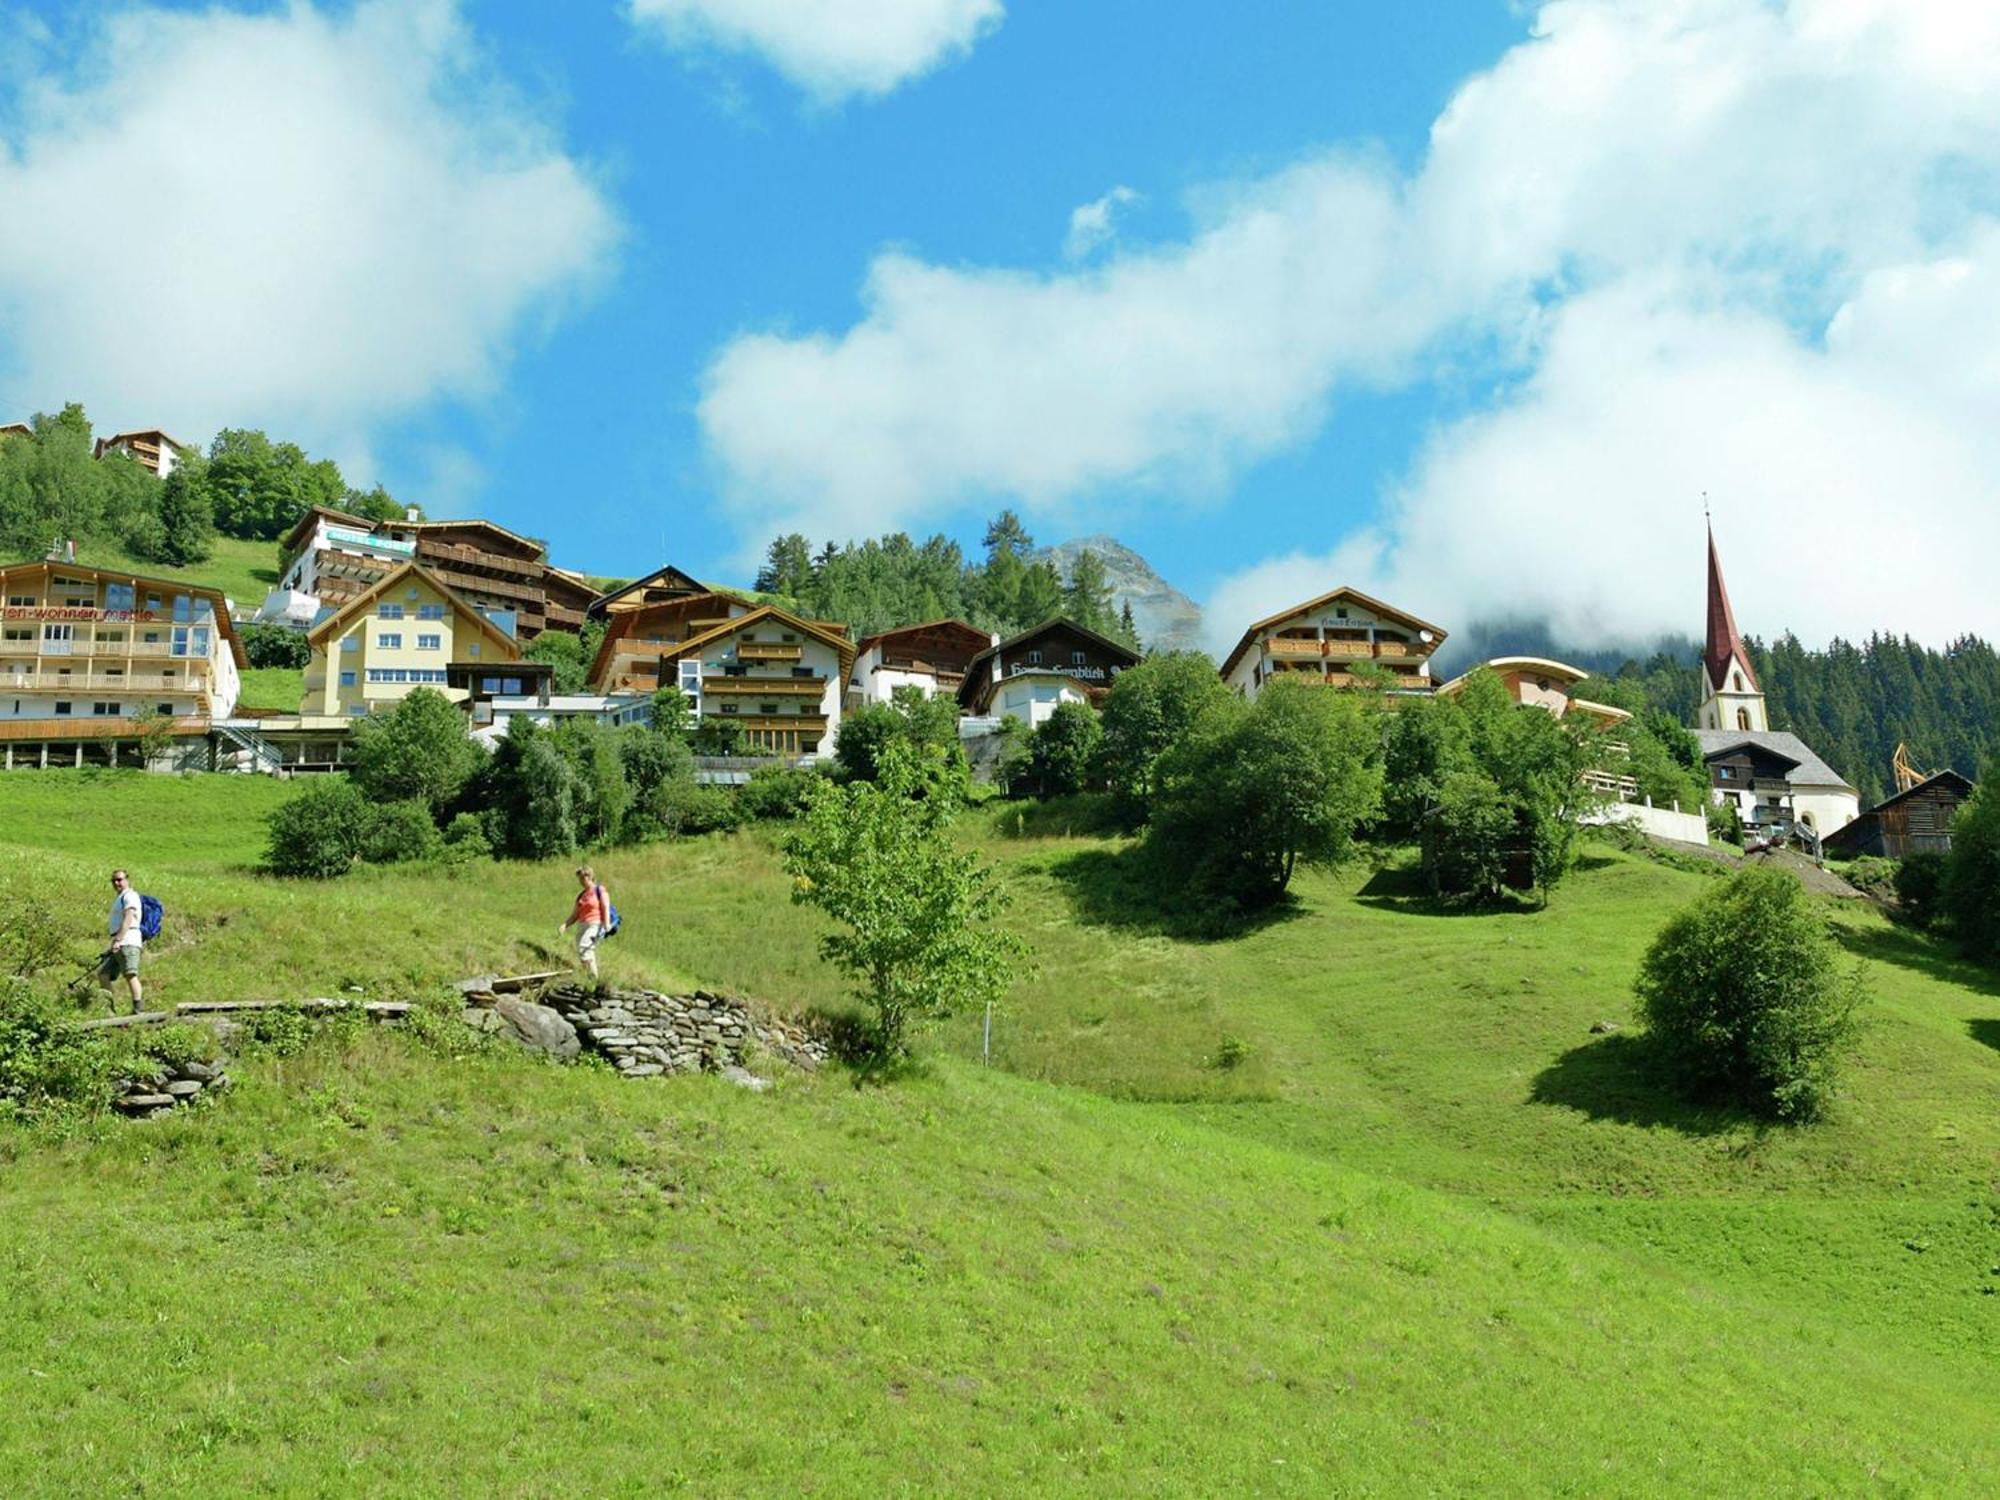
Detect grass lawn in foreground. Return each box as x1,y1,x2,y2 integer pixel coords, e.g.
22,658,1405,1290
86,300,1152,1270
2,773,1998,1493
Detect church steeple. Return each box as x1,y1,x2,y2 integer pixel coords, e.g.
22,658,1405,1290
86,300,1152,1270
1699,521,1767,733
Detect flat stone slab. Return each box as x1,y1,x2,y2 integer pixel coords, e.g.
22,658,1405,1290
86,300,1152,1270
115,1094,176,1113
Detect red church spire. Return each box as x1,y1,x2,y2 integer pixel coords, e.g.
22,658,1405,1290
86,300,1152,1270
1705,521,1757,693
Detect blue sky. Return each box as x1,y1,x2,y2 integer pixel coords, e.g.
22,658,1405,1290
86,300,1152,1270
3,1,1999,651
396,0,1522,593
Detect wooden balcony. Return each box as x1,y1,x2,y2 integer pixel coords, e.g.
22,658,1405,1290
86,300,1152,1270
413,539,545,583
1266,635,1429,662
713,712,828,731
544,603,587,631
426,564,543,608
1,671,201,692
0,714,206,743
738,641,803,662
702,675,825,699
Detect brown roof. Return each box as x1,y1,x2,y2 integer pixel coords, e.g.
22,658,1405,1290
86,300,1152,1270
1218,586,1448,679
279,503,379,556
304,560,524,660
590,598,855,690
856,617,993,657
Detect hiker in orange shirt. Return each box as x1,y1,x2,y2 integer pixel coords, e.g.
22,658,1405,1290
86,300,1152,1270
558,865,609,981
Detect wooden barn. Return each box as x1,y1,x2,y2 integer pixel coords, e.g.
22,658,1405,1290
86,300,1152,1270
1822,770,1975,860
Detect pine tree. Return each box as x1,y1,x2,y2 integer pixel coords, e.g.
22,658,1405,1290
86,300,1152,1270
1062,549,1115,634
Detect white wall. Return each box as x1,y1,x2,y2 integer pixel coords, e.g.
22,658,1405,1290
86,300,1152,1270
993,676,1087,727
1584,800,1710,846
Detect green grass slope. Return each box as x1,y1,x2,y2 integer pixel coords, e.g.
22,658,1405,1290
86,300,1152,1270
3,774,1998,1493
75,535,281,615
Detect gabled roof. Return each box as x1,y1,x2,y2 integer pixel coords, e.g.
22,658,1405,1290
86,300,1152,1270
94,428,192,456
1219,586,1448,679
965,616,1142,673
1693,729,1854,792
588,564,709,616
280,503,379,555
1858,768,1976,818
391,516,546,559
856,617,994,657
305,560,524,660
589,598,854,687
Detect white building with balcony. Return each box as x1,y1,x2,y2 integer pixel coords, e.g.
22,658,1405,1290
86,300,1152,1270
0,557,246,769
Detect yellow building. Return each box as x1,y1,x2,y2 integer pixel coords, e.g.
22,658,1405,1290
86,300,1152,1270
302,562,522,717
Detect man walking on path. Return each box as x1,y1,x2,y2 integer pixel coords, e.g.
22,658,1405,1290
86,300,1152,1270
101,868,145,1013
559,865,608,982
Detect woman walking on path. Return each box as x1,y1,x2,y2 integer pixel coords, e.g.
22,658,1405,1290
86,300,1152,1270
559,866,609,982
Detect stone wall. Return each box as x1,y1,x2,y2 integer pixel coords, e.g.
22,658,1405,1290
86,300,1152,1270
540,983,828,1078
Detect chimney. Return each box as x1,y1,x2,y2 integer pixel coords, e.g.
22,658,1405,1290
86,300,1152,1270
406,506,420,522
66,539,76,563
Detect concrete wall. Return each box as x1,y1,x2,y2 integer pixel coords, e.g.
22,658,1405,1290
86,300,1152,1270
1584,799,1710,845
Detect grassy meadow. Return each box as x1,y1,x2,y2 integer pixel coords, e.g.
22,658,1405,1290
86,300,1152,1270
76,535,282,617
3,771,1999,1494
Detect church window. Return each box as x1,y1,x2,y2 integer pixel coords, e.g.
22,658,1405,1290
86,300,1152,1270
1737,708,1751,731
1733,671,1743,692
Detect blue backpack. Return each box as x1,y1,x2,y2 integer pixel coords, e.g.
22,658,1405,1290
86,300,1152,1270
596,884,621,940
138,894,163,943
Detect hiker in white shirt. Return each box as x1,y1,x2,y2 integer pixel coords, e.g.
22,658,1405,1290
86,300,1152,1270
100,868,145,1013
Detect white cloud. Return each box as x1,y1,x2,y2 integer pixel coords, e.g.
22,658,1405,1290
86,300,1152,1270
627,0,1003,103
0,0,616,471
1064,186,1142,262
700,0,2000,642
1209,263,2000,655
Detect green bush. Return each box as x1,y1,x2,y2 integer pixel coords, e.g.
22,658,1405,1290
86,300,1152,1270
264,776,368,878
358,799,441,866
0,981,123,1122
239,623,312,669
1422,770,1518,902
1838,856,1899,899
1892,851,1947,929
441,812,494,859
645,779,742,838
1150,676,1382,914
348,688,483,816
739,765,822,821
1634,868,1864,1121
0,876,68,978
1941,775,2000,964
1026,701,1103,799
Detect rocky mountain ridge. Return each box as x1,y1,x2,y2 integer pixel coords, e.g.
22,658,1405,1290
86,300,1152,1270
1032,534,1205,652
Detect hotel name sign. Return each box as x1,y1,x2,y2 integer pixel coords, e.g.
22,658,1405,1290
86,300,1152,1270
3,607,163,623
1004,661,1124,683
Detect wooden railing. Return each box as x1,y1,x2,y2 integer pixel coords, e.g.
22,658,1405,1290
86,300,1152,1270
1266,636,1426,661
1582,769,1641,800
413,539,545,582
738,642,803,662
702,676,824,698
2,671,200,692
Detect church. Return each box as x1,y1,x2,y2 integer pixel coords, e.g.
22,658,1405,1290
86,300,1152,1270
1691,527,1860,841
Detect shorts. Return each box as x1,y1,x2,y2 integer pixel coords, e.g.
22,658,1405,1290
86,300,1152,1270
576,923,603,960
100,944,142,981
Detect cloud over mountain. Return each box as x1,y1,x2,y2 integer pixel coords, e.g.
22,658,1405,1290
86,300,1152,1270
699,0,2000,646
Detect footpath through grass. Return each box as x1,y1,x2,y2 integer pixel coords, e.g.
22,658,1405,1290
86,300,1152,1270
3,773,1998,1494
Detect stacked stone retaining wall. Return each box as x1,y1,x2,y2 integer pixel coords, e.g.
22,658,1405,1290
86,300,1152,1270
541,983,828,1078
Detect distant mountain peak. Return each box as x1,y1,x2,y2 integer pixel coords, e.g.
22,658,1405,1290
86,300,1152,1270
1032,536,1204,653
